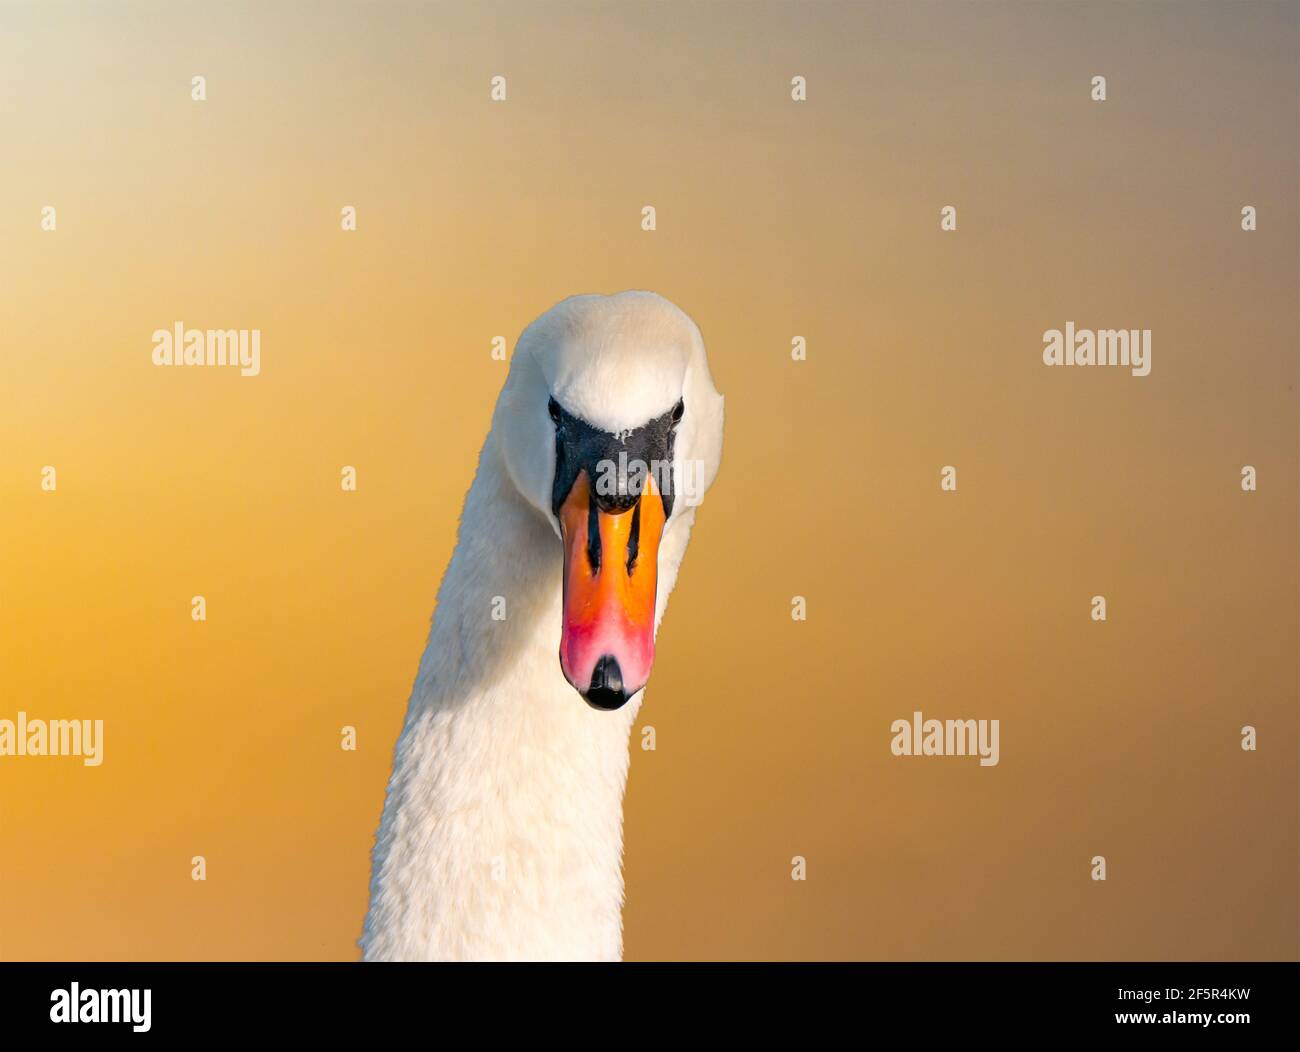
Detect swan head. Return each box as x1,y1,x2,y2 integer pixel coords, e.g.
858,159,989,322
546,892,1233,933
496,291,725,710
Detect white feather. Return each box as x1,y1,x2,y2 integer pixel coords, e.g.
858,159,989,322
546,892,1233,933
361,292,723,961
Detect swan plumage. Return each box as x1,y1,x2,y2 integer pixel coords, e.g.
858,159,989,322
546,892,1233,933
361,291,724,961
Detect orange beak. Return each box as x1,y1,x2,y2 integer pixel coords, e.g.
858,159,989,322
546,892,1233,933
557,471,666,709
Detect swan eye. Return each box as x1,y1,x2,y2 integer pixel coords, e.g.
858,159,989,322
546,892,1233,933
548,397,562,425
670,399,684,425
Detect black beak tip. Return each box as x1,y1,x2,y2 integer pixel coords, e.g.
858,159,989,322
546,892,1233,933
581,654,630,711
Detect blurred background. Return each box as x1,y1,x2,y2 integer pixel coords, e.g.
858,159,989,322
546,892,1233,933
0,0,1295,960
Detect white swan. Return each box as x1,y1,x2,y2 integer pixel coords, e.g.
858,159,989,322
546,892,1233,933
361,291,725,961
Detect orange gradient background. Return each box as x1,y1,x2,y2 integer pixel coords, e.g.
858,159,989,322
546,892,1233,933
0,1,1296,960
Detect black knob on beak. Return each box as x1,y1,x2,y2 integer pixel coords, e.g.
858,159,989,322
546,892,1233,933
582,654,629,710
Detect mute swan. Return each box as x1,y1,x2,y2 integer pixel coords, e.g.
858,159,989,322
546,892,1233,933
361,292,725,961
